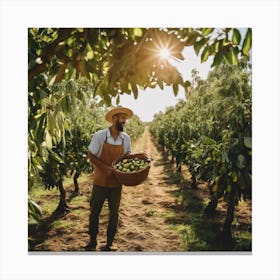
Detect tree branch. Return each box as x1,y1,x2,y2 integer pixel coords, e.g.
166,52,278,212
28,28,75,81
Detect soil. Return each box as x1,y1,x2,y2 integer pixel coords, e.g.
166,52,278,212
29,128,251,252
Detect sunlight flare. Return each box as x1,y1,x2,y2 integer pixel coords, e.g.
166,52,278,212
159,47,170,59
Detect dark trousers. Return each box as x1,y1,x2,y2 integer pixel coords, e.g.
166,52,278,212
89,185,122,246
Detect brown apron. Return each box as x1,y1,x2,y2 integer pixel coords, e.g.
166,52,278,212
93,135,124,188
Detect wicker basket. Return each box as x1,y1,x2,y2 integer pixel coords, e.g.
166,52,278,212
112,153,152,186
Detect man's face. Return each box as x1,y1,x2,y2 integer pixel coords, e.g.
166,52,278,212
114,114,128,131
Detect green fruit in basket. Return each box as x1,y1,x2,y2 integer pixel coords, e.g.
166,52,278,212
115,156,150,173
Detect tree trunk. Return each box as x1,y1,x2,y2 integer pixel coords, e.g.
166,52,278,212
204,195,218,214
176,158,181,173
191,175,197,189
220,195,235,249
73,170,82,195
222,199,235,239
55,180,70,213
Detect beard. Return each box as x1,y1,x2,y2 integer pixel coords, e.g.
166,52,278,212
116,121,124,132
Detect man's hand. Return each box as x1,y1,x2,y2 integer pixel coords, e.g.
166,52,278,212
107,166,115,176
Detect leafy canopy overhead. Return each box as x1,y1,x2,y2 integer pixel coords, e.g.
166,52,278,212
29,28,252,104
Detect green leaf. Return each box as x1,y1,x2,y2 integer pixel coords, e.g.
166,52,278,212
222,151,229,163
31,156,44,172
29,117,36,130
232,47,239,65
133,28,142,37
232,28,241,45
184,80,191,93
35,113,46,143
28,197,42,216
49,150,64,164
86,50,94,60
28,216,40,225
242,28,252,57
47,111,56,133
173,83,179,96
213,39,224,52
45,130,52,150
28,138,38,157
184,80,191,88
176,75,185,87
201,136,216,145
62,95,72,114
236,154,246,169
96,80,108,98
244,137,252,148
103,94,111,106
201,28,214,36
201,46,210,63
224,46,239,65
65,80,77,94
131,83,138,99
158,80,164,90
211,51,223,67
194,38,208,56
116,95,120,105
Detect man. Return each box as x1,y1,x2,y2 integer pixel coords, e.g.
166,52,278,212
85,107,133,251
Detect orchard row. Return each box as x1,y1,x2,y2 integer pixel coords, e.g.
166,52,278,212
150,63,252,240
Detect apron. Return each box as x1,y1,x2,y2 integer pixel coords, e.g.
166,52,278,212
93,135,124,188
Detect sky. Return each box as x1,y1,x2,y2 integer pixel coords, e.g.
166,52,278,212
114,28,247,122
115,46,213,122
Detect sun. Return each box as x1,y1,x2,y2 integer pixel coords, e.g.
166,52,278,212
159,47,170,59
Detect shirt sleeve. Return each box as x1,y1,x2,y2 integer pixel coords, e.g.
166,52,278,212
88,132,101,157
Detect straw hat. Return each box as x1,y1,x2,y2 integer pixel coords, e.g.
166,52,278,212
105,107,133,123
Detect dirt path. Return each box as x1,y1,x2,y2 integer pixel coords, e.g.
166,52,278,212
115,127,183,251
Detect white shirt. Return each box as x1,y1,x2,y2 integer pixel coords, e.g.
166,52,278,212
88,128,132,158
